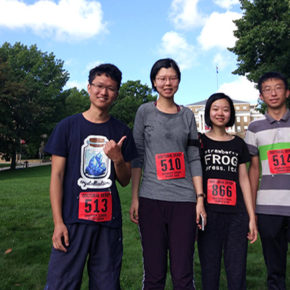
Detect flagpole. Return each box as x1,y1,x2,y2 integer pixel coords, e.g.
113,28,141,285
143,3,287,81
216,65,219,90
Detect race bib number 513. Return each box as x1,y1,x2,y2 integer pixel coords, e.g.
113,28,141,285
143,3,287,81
155,152,185,180
267,149,290,174
79,191,112,222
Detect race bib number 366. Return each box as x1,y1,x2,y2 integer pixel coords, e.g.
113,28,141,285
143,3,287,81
79,191,112,222
267,149,290,174
207,179,236,206
155,152,185,180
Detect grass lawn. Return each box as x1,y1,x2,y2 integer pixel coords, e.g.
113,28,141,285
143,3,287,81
0,166,289,289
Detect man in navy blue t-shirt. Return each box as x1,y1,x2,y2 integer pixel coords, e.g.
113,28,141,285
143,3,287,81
44,64,137,290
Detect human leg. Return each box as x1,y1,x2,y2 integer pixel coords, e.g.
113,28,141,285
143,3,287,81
258,214,288,290
197,211,224,290
168,201,196,290
44,224,92,290
224,213,248,290
287,216,290,243
87,226,122,290
139,197,168,290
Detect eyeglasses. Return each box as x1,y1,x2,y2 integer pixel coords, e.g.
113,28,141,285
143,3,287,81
90,83,117,93
262,85,285,95
155,76,179,84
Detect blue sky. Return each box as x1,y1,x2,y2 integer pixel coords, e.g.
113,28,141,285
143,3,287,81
0,0,260,106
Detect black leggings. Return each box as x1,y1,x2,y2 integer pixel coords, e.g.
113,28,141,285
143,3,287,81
139,197,197,290
198,211,249,290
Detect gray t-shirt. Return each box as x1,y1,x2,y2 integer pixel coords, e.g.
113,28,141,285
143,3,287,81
132,102,202,202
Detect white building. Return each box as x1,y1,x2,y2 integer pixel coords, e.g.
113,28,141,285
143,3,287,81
187,99,264,137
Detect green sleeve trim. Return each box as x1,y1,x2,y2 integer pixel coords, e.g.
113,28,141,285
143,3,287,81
259,142,290,160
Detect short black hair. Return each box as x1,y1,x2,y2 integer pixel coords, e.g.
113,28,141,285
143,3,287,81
88,63,122,90
204,93,236,128
150,58,181,91
258,72,288,93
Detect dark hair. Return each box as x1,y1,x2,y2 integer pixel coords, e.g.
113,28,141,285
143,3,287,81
150,58,181,91
204,93,235,128
258,72,288,93
88,63,122,90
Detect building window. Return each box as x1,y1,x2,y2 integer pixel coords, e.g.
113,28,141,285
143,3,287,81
237,116,240,122
237,126,241,132
244,116,247,122
236,106,240,109
243,106,247,109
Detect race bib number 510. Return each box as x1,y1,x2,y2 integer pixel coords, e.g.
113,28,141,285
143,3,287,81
155,152,185,180
207,179,236,206
267,149,290,174
79,191,112,222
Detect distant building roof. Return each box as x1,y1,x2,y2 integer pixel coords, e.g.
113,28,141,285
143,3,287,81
187,99,249,106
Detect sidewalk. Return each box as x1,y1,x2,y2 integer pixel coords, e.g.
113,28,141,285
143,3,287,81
0,160,51,171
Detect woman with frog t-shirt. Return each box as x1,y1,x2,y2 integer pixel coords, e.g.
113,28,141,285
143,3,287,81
197,93,258,290
129,58,206,290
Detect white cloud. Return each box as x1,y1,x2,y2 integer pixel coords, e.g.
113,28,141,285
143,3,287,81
64,58,74,67
65,79,87,90
218,76,259,104
66,60,103,90
85,60,103,73
169,0,205,29
198,11,241,50
0,0,107,41
158,31,196,70
213,52,238,72
213,0,239,10
213,53,229,71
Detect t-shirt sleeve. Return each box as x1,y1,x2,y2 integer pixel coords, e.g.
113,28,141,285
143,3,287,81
44,119,69,157
239,137,251,164
244,123,259,156
186,111,202,177
131,105,145,168
121,127,138,163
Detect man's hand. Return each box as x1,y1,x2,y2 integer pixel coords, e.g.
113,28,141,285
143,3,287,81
104,136,126,164
52,223,69,252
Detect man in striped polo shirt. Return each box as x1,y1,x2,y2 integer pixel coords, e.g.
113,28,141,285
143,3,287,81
245,72,289,290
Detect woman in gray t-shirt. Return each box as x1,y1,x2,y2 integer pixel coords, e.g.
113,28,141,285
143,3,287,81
130,58,206,289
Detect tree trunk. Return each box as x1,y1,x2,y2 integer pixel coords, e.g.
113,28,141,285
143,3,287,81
10,152,16,170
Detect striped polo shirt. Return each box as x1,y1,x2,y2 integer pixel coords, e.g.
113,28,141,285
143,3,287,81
245,109,290,216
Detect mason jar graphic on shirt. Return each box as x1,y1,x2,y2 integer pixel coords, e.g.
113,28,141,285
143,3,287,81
83,137,108,178
78,135,112,190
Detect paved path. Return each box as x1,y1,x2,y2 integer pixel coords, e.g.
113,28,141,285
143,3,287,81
0,161,51,171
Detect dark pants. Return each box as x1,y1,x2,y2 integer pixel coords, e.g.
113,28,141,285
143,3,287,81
257,214,290,290
198,211,249,290
138,197,197,290
44,223,122,290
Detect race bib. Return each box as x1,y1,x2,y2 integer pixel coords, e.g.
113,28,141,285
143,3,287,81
78,191,112,222
207,179,236,206
155,152,185,180
267,149,290,174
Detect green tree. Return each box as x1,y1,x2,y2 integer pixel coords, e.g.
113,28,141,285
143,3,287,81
0,42,69,169
63,87,90,117
110,80,157,128
229,0,290,110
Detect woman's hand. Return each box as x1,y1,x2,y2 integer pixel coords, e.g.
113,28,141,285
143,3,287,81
196,198,207,230
247,217,258,244
130,197,139,224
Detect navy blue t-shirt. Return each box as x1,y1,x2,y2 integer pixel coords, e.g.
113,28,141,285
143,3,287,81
45,113,137,228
